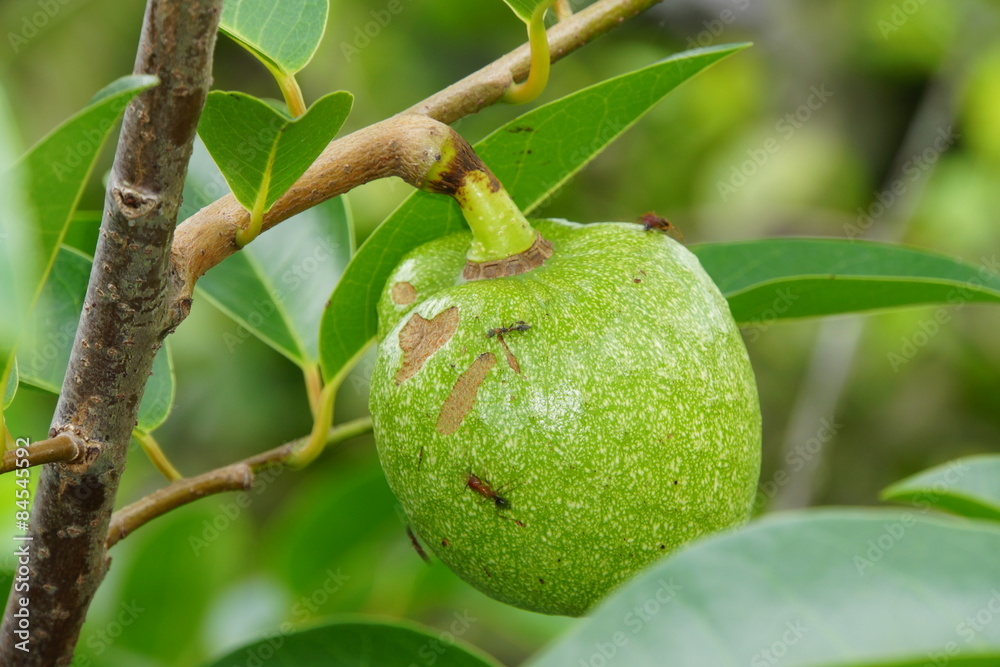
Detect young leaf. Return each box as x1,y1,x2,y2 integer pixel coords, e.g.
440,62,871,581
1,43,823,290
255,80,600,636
219,0,328,76
318,44,748,381
690,238,1000,324
502,0,553,23
197,90,352,241
183,138,354,367
528,510,1000,667
882,455,1000,523
203,618,502,667
17,246,175,431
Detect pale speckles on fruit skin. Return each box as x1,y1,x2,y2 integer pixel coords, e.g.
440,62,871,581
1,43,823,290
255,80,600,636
370,219,762,617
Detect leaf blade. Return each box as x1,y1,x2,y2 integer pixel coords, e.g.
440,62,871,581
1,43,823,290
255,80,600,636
184,137,354,366
528,510,1000,667
220,0,328,75
690,238,1000,324
202,618,503,667
17,246,175,431
197,90,352,214
882,455,1000,523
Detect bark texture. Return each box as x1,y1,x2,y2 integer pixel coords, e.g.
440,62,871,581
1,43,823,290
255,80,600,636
0,1,221,663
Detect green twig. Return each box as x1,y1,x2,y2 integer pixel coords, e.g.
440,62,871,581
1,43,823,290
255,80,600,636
504,3,554,104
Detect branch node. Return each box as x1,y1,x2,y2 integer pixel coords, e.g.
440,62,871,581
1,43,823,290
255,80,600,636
113,186,158,219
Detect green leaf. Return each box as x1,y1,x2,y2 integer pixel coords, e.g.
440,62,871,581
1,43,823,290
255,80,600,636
4,360,16,409
882,455,1000,523
318,44,748,380
0,83,33,387
184,138,354,366
528,510,1000,667
203,618,502,667
690,238,1000,324
220,0,328,76
17,74,158,295
197,90,352,217
502,0,553,23
17,246,175,431
109,503,250,664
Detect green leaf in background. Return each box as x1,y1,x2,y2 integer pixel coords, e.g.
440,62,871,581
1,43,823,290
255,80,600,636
197,90,352,225
107,503,250,665
183,138,354,367
17,246,175,432
220,0,328,76
203,618,502,667
692,238,1000,325
17,74,157,294
264,461,397,599
0,83,33,400
502,0,554,23
318,44,748,381
4,360,16,409
528,510,1000,667
882,455,1000,523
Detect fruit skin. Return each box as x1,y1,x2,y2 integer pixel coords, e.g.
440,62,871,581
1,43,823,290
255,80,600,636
370,218,761,616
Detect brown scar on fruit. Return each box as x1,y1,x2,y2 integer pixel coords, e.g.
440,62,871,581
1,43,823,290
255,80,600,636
436,352,496,435
395,307,459,384
390,281,417,305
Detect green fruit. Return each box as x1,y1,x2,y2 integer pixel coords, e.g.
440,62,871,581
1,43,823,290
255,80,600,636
369,218,761,616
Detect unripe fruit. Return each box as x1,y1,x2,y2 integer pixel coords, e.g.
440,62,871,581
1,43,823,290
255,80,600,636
369,218,761,616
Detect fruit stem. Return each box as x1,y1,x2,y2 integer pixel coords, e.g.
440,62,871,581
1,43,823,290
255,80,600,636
422,131,549,272
504,3,553,105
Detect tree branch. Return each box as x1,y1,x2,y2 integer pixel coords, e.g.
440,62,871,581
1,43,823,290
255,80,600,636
167,0,661,320
106,463,253,548
0,1,222,663
0,433,88,474
106,416,374,548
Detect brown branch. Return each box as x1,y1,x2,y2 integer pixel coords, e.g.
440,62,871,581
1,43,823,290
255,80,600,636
0,433,88,474
167,0,661,321
106,416,374,548
106,464,253,548
0,1,222,663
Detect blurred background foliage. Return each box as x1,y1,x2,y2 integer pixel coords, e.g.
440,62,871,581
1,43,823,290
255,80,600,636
1,0,999,664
